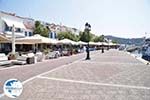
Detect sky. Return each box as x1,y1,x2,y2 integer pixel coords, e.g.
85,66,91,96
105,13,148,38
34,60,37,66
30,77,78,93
0,0,150,38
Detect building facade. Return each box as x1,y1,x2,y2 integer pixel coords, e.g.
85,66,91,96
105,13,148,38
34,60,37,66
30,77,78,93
0,11,34,38
23,18,34,37
48,23,80,39
0,11,80,40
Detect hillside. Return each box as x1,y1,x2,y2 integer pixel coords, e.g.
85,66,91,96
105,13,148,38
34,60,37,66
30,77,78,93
104,35,144,46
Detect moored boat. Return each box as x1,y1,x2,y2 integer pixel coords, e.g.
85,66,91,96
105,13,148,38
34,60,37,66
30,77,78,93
142,38,150,61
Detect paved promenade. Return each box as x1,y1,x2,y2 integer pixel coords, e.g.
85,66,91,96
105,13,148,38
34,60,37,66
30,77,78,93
1,50,150,100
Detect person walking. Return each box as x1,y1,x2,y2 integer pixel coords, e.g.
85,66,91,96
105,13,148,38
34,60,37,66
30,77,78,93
102,47,104,53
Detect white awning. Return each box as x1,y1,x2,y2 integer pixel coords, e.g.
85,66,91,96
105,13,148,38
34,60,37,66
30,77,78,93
89,42,98,45
4,31,25,38
15,34,58,44
0,34,10,43
77,41,87,45
58,39,77,45
2,18,25,29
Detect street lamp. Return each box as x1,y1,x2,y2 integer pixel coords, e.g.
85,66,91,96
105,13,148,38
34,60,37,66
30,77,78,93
107,38,110,50
12,24,16,54
85,22,91,60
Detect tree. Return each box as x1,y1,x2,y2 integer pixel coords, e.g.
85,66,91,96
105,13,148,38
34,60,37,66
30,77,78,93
79,31,92,42
57,31,71,40
57,31,79,41
35,21,41,28
33,21,49,37
41,27,49,37
93,36,101,42
112,40,118,44
93,35,105,42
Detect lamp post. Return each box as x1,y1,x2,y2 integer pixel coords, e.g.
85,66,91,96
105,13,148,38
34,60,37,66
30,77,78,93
107,38,110,50
12,24,16,54
85,22,91,60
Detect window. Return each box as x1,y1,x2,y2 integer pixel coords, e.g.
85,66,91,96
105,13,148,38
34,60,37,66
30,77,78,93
5,25,12,31
29,32,32,36
25,32,28,36
54,32,57,39
5,25,9,31
15,28,20,32
50,32,53,38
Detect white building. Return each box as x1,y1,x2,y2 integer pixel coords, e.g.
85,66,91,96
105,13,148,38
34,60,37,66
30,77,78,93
23,18,34,37
68,27,80,35
0,11,34,38
48,23,80,39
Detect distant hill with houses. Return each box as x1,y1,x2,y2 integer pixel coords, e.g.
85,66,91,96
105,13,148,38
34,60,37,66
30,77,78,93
104,35,144,46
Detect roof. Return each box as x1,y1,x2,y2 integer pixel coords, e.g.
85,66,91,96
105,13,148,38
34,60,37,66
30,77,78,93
0,11,34,20
1,18,26,29
23,21,35,30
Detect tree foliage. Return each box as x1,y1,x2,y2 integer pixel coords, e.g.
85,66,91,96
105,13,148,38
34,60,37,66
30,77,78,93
79,31,92,42
57,31,79,41
93,35,105,42
112,40,118,44
33,21,49,37
57,30,106,43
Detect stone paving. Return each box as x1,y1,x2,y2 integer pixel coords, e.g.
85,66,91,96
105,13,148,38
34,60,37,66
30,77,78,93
0,51,98,94
9,78,150,100
1,50,150,100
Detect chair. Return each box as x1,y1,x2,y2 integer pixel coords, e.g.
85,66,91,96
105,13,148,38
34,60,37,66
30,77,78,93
35,52,44,62
47,51,60,59
62,50,70,56
0,53,12,66
12,54,27,65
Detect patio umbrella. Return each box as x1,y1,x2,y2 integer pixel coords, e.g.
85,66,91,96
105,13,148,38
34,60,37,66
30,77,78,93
102,42,109,46
108,42,118,46
89,42,99,45
16,34,58,44
16,36,41,44
97,42,103,46
77,41,87,45
57,39,77,45
33,34,58,44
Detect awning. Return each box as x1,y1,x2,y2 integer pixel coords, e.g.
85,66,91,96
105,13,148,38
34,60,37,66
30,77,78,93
15,34,58,44
77,41,87,45
0,34,10,43
4,31,25,38
108,42,119,46
33,34,59,44
1,18,25,29
57,39,77,45
102,42,109,46
89,42,98,45
15,36,41,44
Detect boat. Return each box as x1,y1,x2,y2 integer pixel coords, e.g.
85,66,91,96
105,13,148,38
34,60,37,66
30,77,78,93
142,38,150,61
